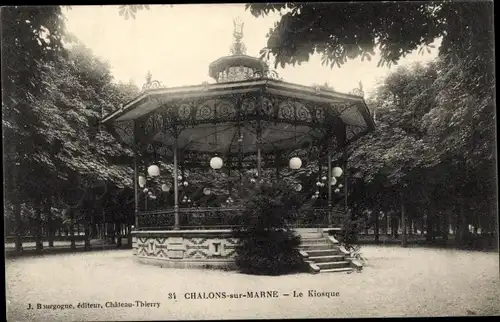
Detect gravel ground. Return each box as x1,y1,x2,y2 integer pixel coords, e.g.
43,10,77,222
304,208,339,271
6,245,500,321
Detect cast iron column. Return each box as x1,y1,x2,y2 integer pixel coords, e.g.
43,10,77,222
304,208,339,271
173,137,180,230
343,126,348,218
133,120,139,230
327,147,333,227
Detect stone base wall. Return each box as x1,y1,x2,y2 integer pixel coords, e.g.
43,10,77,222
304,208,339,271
132,230,238,269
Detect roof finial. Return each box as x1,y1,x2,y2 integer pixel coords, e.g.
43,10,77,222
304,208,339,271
230,17,246,55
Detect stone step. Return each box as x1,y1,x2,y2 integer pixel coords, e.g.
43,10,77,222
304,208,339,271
304,249,342,257
320,267,353,273
299,243,333,250
316,261,350,270
300,239,328,244
295,228,322,233
308,255,345,263
299,234,324,239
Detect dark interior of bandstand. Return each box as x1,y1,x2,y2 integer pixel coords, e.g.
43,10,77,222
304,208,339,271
102,19,375,231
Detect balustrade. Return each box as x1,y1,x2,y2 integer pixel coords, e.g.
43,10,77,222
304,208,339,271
135,207,345,230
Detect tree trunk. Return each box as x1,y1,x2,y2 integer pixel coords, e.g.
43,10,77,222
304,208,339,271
116,222,122,247
391,216,399,238
34,201,43,252
455,199,469,248
84,216,91,250
401,191,407,247
70,220,76,250
44,199,54,247
13,202,23,254
443,211,450,242
374,212,379,243
426,204,434,242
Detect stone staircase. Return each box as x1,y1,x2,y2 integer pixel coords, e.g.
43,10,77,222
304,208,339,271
296,228,362,274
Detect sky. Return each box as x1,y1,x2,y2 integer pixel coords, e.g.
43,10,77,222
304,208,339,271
63,4,440,98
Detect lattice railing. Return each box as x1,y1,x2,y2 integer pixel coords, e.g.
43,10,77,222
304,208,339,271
136,207,243,230
136,206,345,230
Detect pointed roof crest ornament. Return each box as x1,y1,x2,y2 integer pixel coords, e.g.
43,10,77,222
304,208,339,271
142,71,164,91
230,17,247,55
350,81,365,97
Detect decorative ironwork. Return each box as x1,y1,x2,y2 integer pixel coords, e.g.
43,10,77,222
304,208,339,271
196,101,215,120
261,97,274,116
253,68,282,80
230,17,247,55
216,99,237,119
350,81,365,97
136,207,243,230
241,96,257,114
278,100,295,120
296,102,312,122
142,71,165,91
315,106,325,122
346,124,366,141
178,104,192,120
136,207,344,230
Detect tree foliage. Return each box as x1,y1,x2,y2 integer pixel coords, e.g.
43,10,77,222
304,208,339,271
2,7,140,247
347,56,496,246
246,2,493,89
233,181,303,275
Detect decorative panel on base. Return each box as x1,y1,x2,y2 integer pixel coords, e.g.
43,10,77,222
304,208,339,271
132,230,239,270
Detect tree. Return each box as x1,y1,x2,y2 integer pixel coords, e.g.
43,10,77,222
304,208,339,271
2,6,139,252
2,6,71,253
246,2,493,91
347,54,496,248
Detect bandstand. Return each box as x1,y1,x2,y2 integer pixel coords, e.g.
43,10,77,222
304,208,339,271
101,19,375,269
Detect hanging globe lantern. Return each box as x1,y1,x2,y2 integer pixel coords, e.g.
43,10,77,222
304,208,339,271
147,165,160,177
295,184,302,192
321,176,327,181
320,183,325,187
334,188,340,193
311,195,317,200
332,167,343,177
289,157,302,170
161,184,170,192
138,176,146,188
203,188,211,195
148,191,153,195
330,177,337,186
178,175,183,180
187,199,191,203
183,181,188,187
210,156,223,169
315,190,320,195
143,188,149,193
338,184,343,188
316,181,321,187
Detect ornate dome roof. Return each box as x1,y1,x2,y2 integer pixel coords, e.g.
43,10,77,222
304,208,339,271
208,18,268,83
